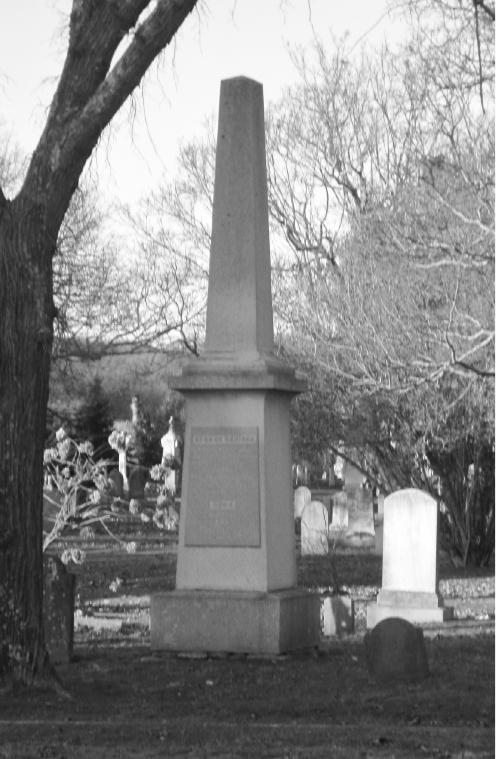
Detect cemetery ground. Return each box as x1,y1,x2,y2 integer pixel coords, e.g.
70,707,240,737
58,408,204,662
1,542,494,759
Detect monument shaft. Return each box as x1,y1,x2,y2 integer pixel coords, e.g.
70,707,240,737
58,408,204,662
205,77,273,358
151,77,319,654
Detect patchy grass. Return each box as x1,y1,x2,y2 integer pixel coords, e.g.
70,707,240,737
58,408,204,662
0,635,493,758
73,547,494,608
4,543,494,758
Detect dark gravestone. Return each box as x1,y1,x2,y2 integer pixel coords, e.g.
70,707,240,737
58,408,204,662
128,465,148,499
364,617,429,682
108,468,124,498
43,556,75,664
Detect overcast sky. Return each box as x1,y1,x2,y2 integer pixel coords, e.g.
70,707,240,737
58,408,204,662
1,0,406,205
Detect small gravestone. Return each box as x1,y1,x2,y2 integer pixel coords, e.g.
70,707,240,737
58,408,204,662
43,556,75,664
161,417,181,464
322,594,354,637
346,488,375,541
294,485,311,519
293,462,309,486
334,452,345,482
128,465,148,499
341,462,374,545
344,460,364,489
108,468,124,498
364,617,429,682
367,488,452,626
159,418,181,496
329,491,348,532
164,468,177,495
301,501,328,555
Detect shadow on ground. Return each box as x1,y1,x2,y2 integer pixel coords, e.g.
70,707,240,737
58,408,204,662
1,632,493,758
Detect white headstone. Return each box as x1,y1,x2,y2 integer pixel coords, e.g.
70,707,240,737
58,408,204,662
301,501,329,555
161,417,180,463
382,489,438,595
334,454,345,482
118,450,129,494
294,486,311,519
164,469,177,495
329,492,348,531
367,488,452,627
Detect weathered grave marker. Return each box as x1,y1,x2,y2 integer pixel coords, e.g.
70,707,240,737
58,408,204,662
161,418,181,495
108,469,124,499
344,461,364,489
43,556,75,664
329,490,348,533
150,77,320,654
343,462,374,544
321,595,354,637
364,617,429,682
367,488,452,627
346,488,375,543
128,465,147,500
294,485,311,519
301,501,329,555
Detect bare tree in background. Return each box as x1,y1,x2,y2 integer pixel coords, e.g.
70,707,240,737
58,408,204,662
54,181,201,364
268,2,494,564
270,2,494,386
122,132,217,354
76,2,494,563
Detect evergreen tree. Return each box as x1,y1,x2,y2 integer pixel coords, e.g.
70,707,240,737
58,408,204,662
74,376,113,456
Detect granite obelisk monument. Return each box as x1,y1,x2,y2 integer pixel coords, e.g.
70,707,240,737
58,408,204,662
150,77,320,653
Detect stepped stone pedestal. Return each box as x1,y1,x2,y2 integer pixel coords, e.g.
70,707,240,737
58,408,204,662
150,77,320,654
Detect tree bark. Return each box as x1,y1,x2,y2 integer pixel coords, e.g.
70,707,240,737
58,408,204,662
0,198,55,685
0,0,198,686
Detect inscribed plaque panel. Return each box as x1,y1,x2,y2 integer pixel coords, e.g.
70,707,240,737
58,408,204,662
184,427,261,547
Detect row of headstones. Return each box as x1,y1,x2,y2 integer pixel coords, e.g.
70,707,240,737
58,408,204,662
43,465,177,507
297,486,453,629
294,485,377,554
106,466,176,500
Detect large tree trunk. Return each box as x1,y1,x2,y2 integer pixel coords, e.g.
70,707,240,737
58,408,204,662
0,198,56,685
0,0,198,687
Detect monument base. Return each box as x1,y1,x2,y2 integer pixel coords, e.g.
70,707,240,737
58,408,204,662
367,590,454,628
151,588,320,654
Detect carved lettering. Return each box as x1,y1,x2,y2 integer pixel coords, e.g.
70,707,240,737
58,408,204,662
184,427,261,547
